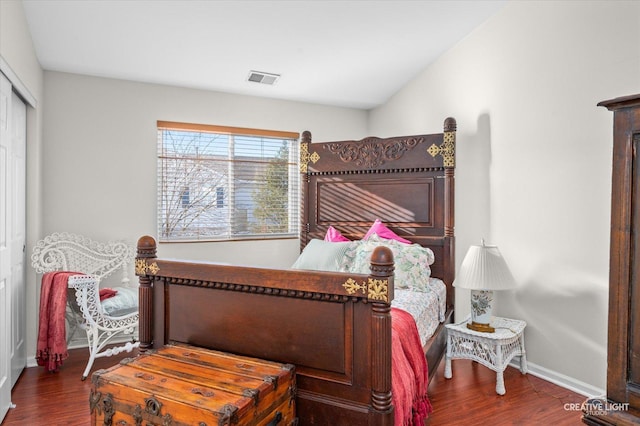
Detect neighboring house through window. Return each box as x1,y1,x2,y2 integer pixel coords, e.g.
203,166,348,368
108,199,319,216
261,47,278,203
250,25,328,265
157,121,300,241
216,187,224,208
181,187,190,208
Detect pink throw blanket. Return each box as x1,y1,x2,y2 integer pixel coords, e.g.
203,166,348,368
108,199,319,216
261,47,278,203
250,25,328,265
392,307,433,425
36,271,80,372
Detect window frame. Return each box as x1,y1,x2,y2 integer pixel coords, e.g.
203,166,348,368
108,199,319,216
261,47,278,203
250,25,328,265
157,120,300,243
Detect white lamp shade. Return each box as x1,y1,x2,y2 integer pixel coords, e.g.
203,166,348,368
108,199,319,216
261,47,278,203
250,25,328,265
454,242,517,290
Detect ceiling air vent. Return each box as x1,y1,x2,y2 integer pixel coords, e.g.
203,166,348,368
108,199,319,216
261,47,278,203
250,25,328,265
247,70,280,85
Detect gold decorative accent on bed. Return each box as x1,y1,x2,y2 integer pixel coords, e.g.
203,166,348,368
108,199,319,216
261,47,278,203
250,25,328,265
427,131,456,167
367,278,389,302
135,258,160,275
300,142,320,173
342,278,366,295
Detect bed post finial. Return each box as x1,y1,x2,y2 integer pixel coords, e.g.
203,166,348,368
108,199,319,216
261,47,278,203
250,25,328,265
136,235,157,353
444,117,457,132
137,235,156,258
301,130,311,144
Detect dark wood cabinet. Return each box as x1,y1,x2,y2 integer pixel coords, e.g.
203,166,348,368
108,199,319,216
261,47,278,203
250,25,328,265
583,94,640,425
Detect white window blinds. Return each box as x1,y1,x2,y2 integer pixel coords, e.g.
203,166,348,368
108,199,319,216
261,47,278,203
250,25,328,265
157,121,300,242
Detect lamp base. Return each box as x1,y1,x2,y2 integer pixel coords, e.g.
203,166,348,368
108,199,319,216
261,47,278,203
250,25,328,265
469,289,495,333
466,321,495,333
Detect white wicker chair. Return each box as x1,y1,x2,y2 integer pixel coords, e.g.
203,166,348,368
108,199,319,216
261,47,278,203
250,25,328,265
31,232,140,380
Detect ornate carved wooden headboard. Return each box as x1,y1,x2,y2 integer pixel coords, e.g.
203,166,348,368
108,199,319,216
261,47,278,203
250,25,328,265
300,117,456,306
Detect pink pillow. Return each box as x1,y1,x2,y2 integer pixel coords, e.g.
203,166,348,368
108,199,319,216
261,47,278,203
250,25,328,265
99,288,118,301
324,226,350,242
363,219,412,244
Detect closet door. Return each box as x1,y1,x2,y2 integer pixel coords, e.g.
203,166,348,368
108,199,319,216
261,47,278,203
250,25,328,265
9,87,26,388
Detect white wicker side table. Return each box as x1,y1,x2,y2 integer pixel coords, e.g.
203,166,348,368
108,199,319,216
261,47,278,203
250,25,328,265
444,316,527,395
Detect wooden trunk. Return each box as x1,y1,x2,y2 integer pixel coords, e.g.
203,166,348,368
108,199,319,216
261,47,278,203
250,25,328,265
90,344,297,426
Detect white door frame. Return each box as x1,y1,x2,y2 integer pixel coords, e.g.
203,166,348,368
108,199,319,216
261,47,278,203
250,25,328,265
0,68,13,424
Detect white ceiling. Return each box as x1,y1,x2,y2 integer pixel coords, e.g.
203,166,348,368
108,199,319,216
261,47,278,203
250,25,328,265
22,0,505,109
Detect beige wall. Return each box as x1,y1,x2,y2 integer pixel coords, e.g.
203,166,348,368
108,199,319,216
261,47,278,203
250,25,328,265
0,1,42,92
370,0,640,393
42,71,368,266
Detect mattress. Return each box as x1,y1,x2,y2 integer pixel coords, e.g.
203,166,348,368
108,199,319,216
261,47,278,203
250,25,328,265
391,277,446,346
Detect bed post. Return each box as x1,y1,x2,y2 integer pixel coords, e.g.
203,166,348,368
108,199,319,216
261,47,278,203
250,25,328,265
443,117,457,307
299,130,312,252
369,246,394,425
135,235,157,354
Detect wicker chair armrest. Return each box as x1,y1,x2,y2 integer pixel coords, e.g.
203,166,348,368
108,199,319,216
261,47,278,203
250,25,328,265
67,274,100,289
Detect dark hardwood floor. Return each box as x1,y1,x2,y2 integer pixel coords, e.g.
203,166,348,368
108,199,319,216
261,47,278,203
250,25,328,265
426,358,586,425
3,347,586,425
3,347,137,426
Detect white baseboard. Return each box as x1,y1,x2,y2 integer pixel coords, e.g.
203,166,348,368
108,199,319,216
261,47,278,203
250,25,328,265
510,356,604,398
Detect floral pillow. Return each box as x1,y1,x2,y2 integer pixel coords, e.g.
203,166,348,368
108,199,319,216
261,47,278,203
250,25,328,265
341,234,434,291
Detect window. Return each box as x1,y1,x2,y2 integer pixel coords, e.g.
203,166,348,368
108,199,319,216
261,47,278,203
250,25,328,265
181,187,190,208
157,121,300,242
216,187,224,208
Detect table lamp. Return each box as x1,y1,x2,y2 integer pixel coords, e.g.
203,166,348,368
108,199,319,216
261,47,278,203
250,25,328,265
453,240,517,332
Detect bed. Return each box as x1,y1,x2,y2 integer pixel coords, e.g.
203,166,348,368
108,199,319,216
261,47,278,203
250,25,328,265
135,117,456,425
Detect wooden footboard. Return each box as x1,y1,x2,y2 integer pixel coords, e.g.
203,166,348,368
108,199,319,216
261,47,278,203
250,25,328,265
137,235,399,425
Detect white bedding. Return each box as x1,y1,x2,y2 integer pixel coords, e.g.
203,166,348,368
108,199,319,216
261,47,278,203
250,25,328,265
290,237,447,346
391,277,446,346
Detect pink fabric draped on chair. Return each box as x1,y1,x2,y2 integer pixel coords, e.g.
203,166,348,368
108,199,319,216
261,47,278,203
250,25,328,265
36,271,80,372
